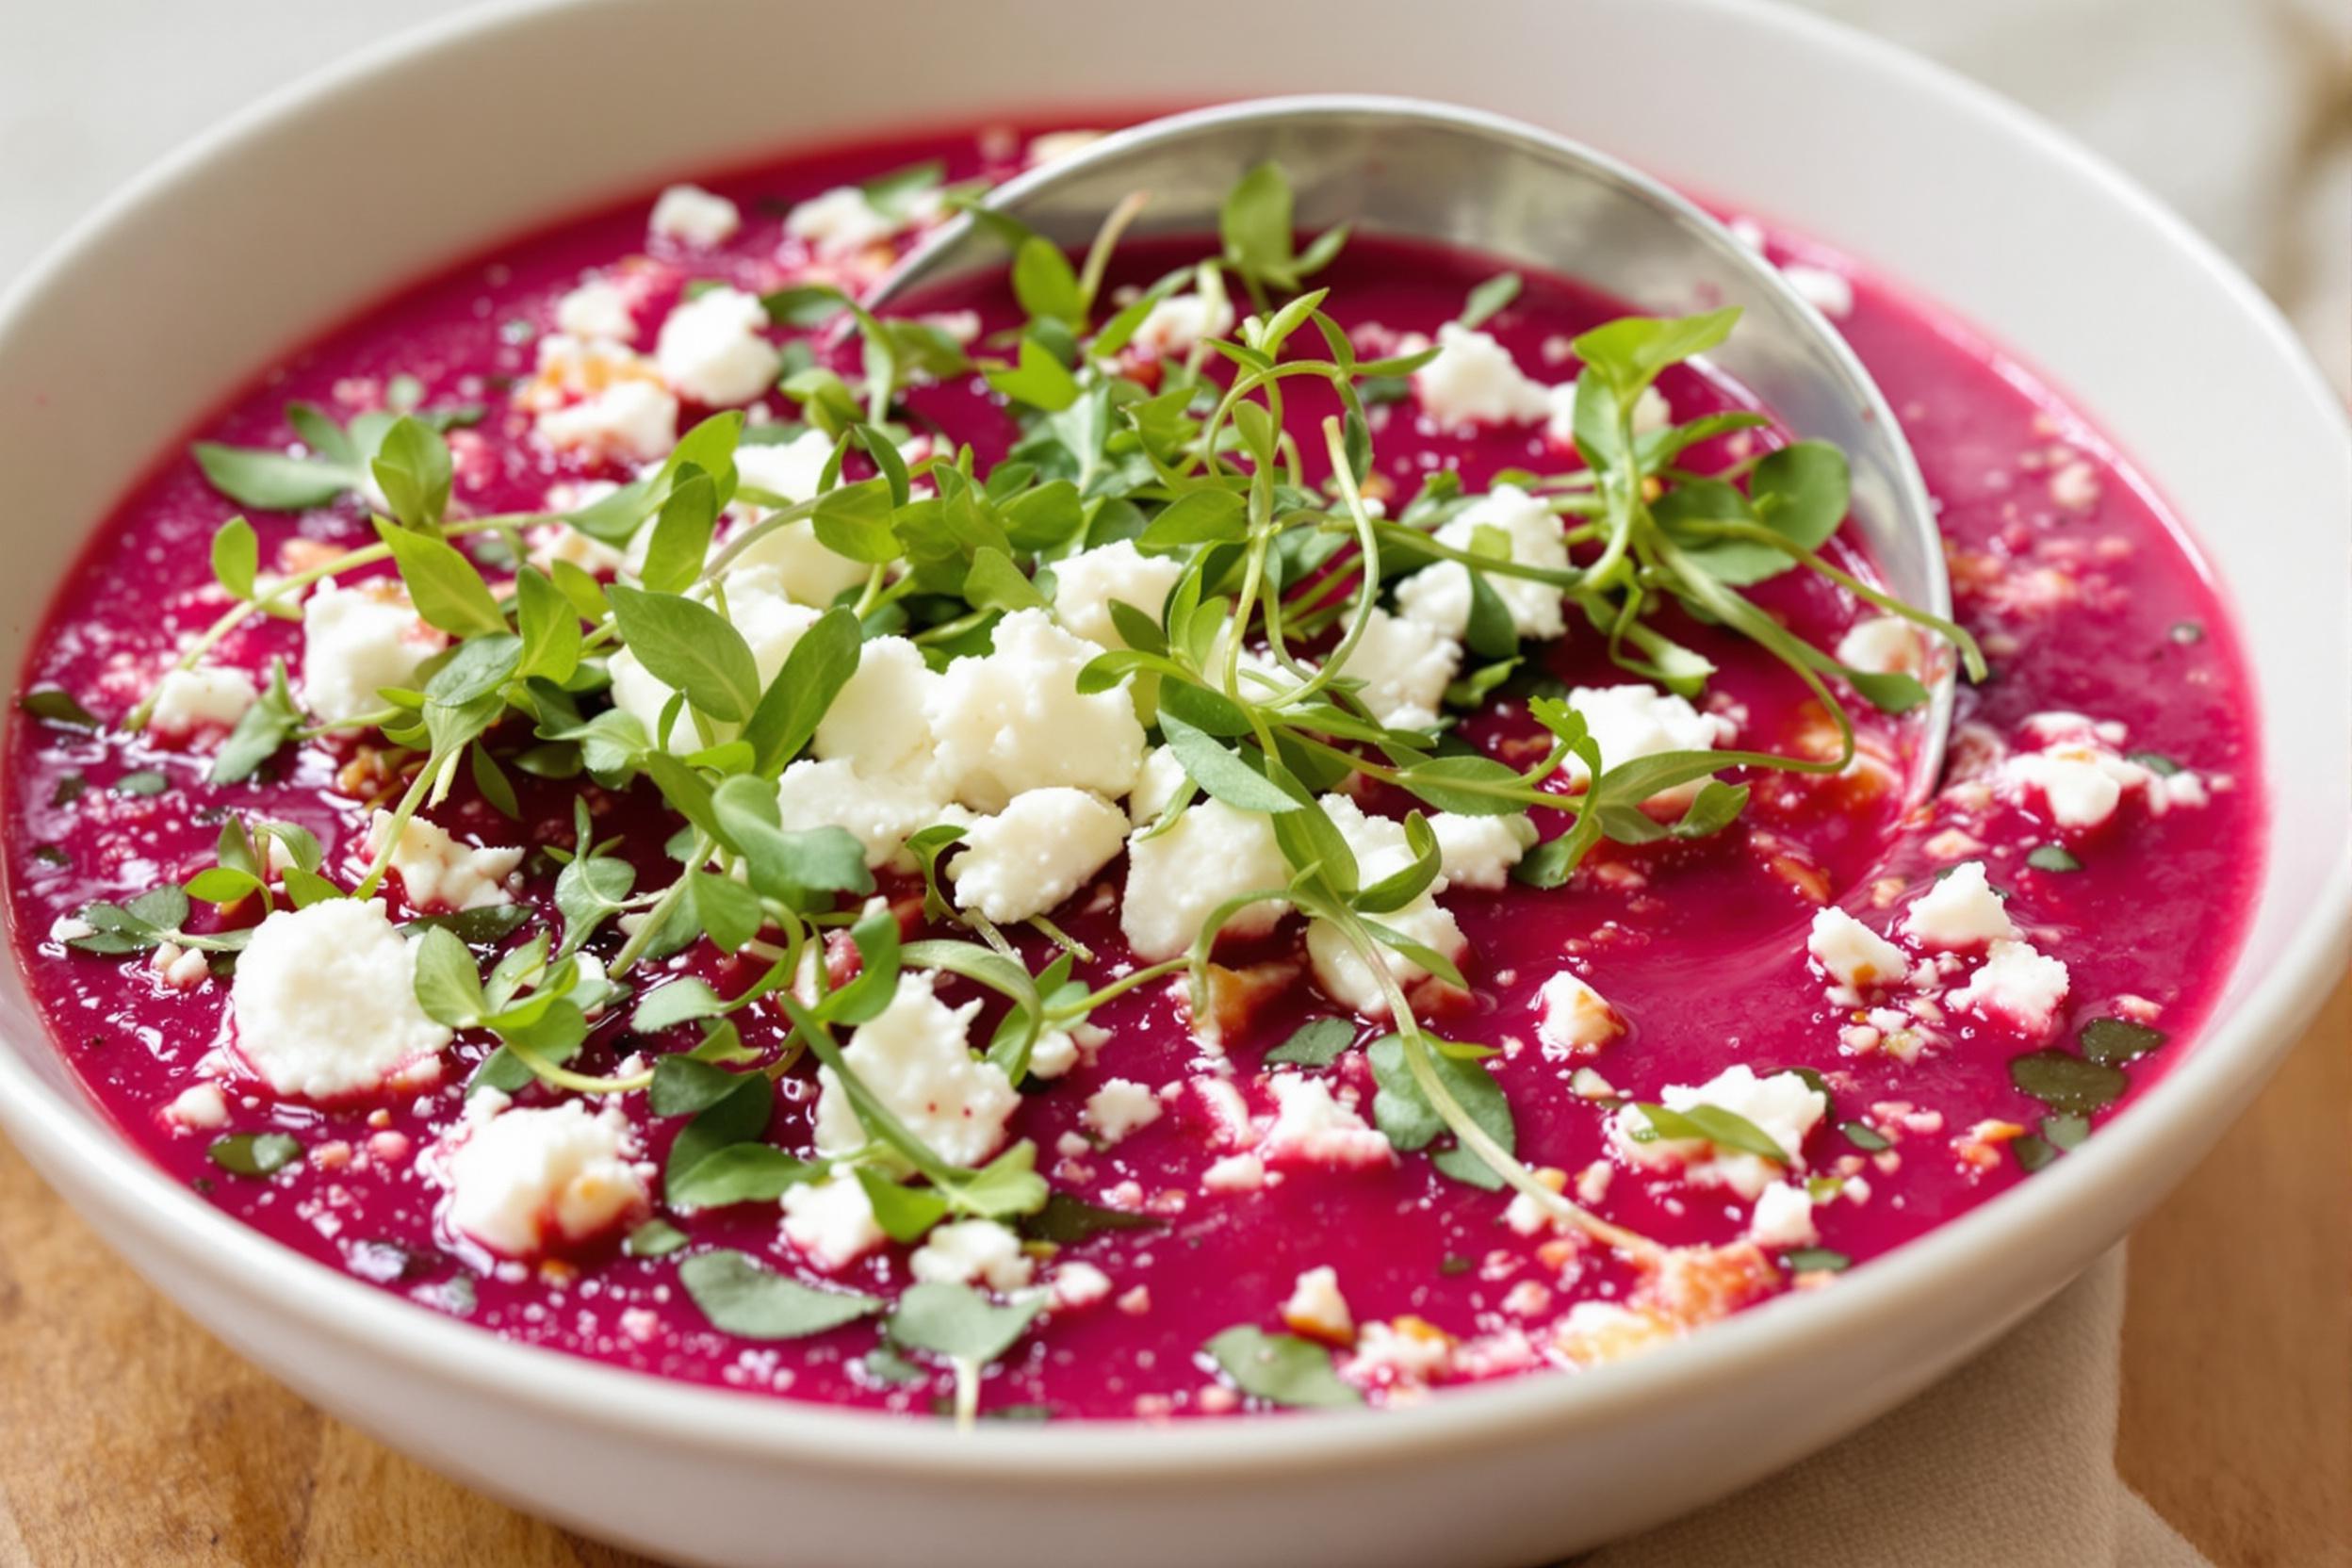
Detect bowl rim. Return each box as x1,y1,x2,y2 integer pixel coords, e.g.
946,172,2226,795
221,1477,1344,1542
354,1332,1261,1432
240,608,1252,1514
0,0,2345,1484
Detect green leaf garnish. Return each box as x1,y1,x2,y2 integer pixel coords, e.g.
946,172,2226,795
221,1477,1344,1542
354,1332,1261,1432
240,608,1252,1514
678,1250,880,1339
1203,1326,1360,1409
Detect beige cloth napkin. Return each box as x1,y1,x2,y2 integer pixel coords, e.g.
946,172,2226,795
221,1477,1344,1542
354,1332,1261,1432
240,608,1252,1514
1578,1249,2204,1567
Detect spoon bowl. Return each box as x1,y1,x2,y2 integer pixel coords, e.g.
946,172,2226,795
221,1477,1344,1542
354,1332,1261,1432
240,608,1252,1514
874,94,1955,792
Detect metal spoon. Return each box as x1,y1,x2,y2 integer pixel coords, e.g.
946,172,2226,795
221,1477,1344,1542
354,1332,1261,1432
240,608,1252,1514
870,94,1953,793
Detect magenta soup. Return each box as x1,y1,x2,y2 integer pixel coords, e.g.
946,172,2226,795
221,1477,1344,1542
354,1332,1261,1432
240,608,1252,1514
2,117,2260,1421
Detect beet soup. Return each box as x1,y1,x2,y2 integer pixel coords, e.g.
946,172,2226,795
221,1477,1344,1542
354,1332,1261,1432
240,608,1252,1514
1,119,2260,1421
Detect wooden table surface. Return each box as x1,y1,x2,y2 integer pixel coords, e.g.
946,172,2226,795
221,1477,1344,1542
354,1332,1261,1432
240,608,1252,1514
2,974,2344,1568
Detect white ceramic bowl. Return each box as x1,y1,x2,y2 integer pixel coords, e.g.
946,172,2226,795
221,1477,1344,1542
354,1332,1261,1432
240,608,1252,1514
1,3,2344,1563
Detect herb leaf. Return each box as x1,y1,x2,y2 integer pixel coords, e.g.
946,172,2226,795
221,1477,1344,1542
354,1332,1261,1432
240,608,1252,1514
678,1250,880,1339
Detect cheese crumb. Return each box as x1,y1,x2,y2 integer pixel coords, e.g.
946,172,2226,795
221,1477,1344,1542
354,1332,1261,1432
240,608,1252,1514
230,900,451,1099
1120,799,1292,961
909,1218,1034,1293
1051,540,1186,648
648,185,742,247
1281,1266,1355,1343
1901,861,2017,949
1331,607,1461,731
1082,1079,1163,1145
446,1100,647,1258
810,973,1017,1168
301,579,446,726
1748,1181,1820,1248
1947,939,2071,1037
778,1173,887,1272
948,787,1129,923
148,666,258,742
1807,906,1909,989
1535,971,1622,1054
1261,1076,1394,1169
1412,323,1551,428
1393,483,1572,643
925,608,1147,810
654,285,782,408
1609,1065,1827,1200
364,809,521,912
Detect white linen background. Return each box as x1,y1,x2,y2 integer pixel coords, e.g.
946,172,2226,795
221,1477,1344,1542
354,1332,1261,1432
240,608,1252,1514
0,1,2341,1564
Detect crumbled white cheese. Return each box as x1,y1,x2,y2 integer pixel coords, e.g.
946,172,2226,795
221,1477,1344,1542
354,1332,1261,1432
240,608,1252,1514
773,759,963,870
909,1218,1034,1293
1282,1266,1354,1342
1558,682,1734,799
1083,1078,1163,1145
535,379,679,464
1126,745,1188,825
779,1173,886,1271
230,900,451,1099
1544,379,1672,449
948,787,1129,923
1027,1022,1106,1081
717,430,873,605
148,665,258,740
783,186,899,258
554,276,638,343
1342,1318,1454,1387
1534,970,1621,1054
1201,1152,1268,1192
1331,606,1461,730
610,570,818,752
1392,483,1571,643
1302,795,1467,1014
1051,540,1187,649
1835,613,1926,678
446,1099,646,1258
164,1082,230,1131
811,972,1018,1168
1748,1180,1820,1248
149,940,210,990
811,635,941,786
925,608,1148,810
364,808,521,912
2002,743,2130,830
1609,1064,1827,1200
1051,1260,1113,1309
648,184,742,247
1128,291,1236,360
1260,1076,1394,1168
1120,798,1292,961
1428,811,1537,890
654,285,782,408
1412,323,1552,428
1807,906,1910,989
1947,939,2071,1036
301,579,445,725
1900,861,2017,949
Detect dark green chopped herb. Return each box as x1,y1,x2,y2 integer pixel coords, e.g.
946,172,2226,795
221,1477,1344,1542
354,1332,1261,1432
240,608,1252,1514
206,1131,302,1177
2079,1017,2166,1066
2127,750,2182,777
400,905,533,945
887,1282,1041,1366
2012,1135,2058,1173
19,690,101,730
31,845,69,868
2009,1050,2129,1116
863,1345,930,1386
1020,1192,1164,1245
1264,1016,1355,1068
49,774,86,808
678,1250,881,1339
1437,1254,1475,1278
1203,1326,1361,1409
2042,1113,2090,1151
2026,843,2082,873
113,769,168,797
624,1219,688,1259
1783,1248,1851,1274
1840,1120,1890,1152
